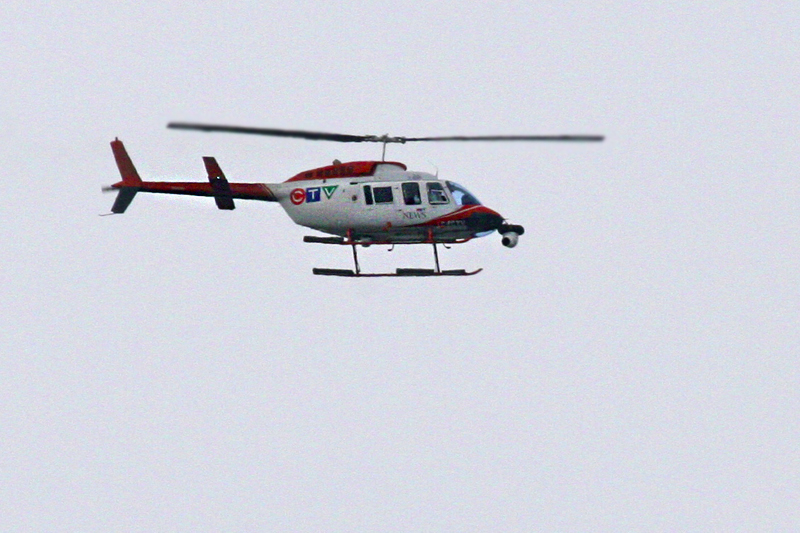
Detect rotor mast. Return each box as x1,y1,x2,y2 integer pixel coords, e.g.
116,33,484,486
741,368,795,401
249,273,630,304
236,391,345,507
363,134,407,161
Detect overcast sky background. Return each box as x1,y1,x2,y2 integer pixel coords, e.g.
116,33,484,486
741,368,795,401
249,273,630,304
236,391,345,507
2,2,798,531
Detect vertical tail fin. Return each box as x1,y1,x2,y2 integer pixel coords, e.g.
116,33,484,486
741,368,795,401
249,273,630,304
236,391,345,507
111,138,142,185
107,138,141,213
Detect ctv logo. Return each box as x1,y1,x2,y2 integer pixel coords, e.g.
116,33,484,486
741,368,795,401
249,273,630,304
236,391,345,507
290,185,338,205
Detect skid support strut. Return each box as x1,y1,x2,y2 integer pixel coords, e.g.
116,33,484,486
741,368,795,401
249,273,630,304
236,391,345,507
351,243,361,275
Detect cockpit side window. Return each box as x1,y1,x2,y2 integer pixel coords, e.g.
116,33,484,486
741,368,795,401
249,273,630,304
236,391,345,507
445,181,481,206
402,182,421,205
372,186,394,204
363,185,374,205
427,182,449,204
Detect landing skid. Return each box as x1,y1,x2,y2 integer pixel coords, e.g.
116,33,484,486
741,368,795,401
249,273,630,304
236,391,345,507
304,234,482,277
313,267,482,277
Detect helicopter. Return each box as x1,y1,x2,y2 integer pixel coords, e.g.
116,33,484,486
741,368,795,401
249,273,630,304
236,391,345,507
103,123,603,277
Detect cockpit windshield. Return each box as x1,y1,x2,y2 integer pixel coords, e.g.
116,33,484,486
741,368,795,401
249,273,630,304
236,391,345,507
445,181,482,206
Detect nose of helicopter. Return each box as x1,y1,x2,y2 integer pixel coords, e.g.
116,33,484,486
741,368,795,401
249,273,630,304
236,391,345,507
465,206,505,232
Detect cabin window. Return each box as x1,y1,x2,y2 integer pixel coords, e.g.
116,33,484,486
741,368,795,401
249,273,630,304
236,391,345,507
402,182,421,205
363,185,374,205
427,182,449,204
373,186,394,204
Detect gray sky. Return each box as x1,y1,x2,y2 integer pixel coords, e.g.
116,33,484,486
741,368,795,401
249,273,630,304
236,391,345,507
2,2,798,531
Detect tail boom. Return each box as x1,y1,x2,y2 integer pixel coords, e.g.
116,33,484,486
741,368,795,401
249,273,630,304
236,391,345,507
130,181,276,201
105,139,276,214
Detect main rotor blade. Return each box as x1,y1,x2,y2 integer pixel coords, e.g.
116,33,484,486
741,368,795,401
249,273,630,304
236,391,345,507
167,122,370,142
403,135,604,142
168,122,604,143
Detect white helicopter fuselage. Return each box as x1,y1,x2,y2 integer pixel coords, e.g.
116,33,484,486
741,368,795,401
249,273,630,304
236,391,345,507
268,160,505,242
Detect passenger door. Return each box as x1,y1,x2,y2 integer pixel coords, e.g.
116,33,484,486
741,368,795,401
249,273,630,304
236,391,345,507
361,183,399,229
424,181,452,222
398,182,428,224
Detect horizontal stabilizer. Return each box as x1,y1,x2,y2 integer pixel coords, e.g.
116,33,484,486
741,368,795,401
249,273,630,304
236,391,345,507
203,156,235,210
